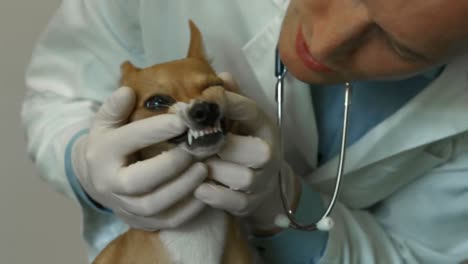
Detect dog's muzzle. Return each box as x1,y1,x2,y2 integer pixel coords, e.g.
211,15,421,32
168,101,228,148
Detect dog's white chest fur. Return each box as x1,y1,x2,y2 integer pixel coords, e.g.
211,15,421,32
159,208,227,264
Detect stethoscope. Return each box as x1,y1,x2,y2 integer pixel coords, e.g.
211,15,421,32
274,48,353,231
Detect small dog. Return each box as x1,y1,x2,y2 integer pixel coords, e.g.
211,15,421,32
93,21,255,264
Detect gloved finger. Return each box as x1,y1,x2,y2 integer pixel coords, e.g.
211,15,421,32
218,72,239,95
218,72,259,121
116,197,206,230
104,114,187,156
224,91,259,121
113,147,193,195
115,162,207,217
93,86,136,131
217,133,272,169
218,72,237,92
152,197,206,229
194,183,261,216
206,158,257,192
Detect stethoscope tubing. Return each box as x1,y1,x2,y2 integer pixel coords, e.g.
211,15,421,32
275,50,352,231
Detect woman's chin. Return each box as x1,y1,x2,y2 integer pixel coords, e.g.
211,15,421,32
288,64,345,85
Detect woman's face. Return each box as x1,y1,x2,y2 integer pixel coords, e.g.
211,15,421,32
278,0,468,84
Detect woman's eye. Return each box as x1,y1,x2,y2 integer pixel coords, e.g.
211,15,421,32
144,95,175,111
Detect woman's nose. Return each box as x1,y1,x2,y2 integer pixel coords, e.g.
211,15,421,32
307,0,371,62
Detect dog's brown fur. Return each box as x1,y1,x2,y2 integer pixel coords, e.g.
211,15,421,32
93,21,253,264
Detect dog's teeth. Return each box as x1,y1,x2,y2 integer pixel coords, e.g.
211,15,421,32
188,132,193,145
193,131,199,139
200,131,205,137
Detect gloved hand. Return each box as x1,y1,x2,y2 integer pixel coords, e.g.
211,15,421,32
194,73,301,235
72,86,208,230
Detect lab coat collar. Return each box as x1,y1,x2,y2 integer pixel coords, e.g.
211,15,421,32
309,52,468,184
242,10,320,169
270,0,290,9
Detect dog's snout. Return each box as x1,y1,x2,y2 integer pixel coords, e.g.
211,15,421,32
189,102,220,126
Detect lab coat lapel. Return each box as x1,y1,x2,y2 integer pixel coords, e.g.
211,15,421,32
308,53,468,184
242,9,320,169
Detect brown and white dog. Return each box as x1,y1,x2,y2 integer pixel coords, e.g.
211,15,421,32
92,21,256,264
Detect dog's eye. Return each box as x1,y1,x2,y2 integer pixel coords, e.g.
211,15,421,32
144,95,175,111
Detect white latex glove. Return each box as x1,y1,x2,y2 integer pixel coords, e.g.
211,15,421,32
194,73,300,234
72,86,208,230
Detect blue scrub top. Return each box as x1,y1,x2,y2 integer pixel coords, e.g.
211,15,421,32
311,67,445,166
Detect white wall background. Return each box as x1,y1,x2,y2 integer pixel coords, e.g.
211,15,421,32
0,1,88,263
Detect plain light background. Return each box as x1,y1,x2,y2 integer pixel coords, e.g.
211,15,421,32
0,1,88,263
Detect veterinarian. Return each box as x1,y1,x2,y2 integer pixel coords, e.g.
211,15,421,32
22,0,468,263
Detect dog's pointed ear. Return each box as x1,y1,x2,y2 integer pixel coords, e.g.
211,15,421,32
120,61,140,87
186,20,208,61
121,61,139,76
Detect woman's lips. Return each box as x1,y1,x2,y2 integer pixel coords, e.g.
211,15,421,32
295,26,334,73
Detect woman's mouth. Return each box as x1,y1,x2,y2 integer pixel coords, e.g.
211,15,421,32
295,25,334,73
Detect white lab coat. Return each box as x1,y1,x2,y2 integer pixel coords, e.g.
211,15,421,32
22,0,468,263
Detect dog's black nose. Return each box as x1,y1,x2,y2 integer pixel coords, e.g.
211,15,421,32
189,102,220,127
